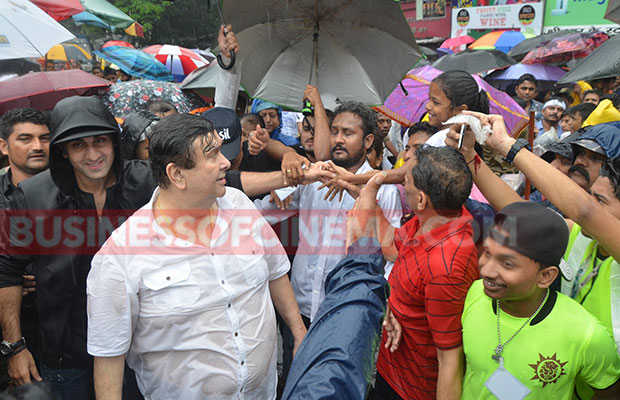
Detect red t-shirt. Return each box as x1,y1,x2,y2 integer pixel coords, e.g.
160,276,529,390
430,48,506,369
376,208,479,399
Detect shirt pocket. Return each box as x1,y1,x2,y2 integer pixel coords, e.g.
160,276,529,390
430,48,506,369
142,262,200,311
235,249,269,287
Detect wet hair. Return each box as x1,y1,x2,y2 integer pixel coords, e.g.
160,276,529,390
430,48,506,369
407,122,438,139
568,102,596,121
149,114,216,189
240,113,265,129
0,108,49,140
599,157,620,201
145,100,177,115
432,70,490,114
410,146,473,216
334,101,377,138
516,73,538,87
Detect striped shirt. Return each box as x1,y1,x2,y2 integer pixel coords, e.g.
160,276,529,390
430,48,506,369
376,208,479,399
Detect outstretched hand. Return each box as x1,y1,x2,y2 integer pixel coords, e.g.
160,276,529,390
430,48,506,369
345,173,386,249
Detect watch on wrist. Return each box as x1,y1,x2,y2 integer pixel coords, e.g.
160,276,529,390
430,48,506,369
503,138,530,164
0,337,27,357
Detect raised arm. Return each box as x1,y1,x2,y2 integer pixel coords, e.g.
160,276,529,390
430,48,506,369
303,85,330,161
214,25,241,109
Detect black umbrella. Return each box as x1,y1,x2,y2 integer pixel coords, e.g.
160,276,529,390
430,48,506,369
431,49,516,74
508,30,576,61
558,34,620,83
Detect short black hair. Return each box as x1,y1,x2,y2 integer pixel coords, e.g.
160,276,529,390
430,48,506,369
334,101,377,138
0,108,49,140
367,134,384,156
583,89,602,99
240,113,265,129
145,100,177,115
599,157,620,201
148,114,216,189
516,73,538,87
568,102,596,121
410,146,472,216
103,67,117,77
408,122,438,139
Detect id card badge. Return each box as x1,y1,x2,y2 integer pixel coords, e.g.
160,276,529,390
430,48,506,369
484,358,531,400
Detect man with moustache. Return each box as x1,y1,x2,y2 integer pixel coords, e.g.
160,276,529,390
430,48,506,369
535,98,565,138
254,101,403,379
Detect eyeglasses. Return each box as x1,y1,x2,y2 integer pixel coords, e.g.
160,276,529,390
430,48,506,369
302,117,315,137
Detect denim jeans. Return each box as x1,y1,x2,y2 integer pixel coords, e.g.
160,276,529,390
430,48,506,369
40,364,92,400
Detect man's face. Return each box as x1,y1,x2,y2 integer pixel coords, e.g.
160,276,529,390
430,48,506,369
257,108,279,134
542,105,564,124
403,131,432,164
479,237,550,301
300,116,315,153
92,69,103,78
568,113,584,132
583,93,600,105
330,112,371,169
366,147,383,170
591,175,620,221
376,114,391,138
559,115,572,133
515,80,538,102
404,162,422,213
181,134,230,201
63,135,115,185
570,146,606,188
549,154,572,176
104,73,117,82
0,123,50,177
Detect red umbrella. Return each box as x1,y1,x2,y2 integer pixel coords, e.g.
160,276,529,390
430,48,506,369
143,45,209,82
29,0,83,21
522,31,610,65
102,40,135,49
440,35,475,52
0,70,111,114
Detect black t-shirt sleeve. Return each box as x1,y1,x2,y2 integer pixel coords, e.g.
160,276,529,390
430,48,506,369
225,170,243,191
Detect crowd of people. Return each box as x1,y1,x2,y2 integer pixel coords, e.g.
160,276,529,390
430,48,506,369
0,25,620,400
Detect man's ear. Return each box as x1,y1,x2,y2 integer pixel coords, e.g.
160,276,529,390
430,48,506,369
537,266,560,289
0,139,8,157
165,163,186,190
416,190,430,212
364,133,374,151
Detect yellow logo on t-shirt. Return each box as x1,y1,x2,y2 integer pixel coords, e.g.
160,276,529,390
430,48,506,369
529,353,568,387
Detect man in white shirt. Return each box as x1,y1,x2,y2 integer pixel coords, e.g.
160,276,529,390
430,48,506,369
87,114,306,400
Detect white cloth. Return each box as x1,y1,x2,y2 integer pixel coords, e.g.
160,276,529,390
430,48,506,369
87,187,289,400
280,112,303,139
254,161,402,320
424,128,450,147
214,56,241,110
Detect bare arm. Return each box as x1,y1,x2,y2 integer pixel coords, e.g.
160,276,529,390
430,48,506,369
384,139,399,158
269,275,307,356
94,355,125,400
304,85,330,161
240,163,333,197
436,346,465,400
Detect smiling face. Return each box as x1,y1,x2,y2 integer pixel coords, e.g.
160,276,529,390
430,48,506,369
425,82,459,128
0,122,50,177
62,134,115,188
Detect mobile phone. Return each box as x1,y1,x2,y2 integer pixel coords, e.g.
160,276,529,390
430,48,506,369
458,124,466,149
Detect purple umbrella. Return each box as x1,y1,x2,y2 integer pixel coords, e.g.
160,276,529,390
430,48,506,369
486,63,566,82
375,65,529,137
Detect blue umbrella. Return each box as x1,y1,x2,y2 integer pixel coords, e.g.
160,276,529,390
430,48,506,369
72,11,114,30
486,63,566,82
94,46,173,81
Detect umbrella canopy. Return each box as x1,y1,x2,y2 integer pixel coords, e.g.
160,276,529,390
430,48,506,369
182,61,249,100
469,30,528,54
605,0,620,24
102,40,134,49
143,45,209,83
0,0,75,60
432,49,516,74
0,69,110,114
94,46,173,81
46,43,92,62
29,0,83,21
522,31,609,65
31,0,135,28
558,34,620,84
100,80,207,118
440,35,474,49
375,65,528,137
223,0,422,111
485,63,567,92
507,30,576,61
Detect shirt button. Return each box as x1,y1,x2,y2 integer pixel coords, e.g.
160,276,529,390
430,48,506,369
221,280,225,285
166,276,171,281
234,332,238,337
227,303,231,308
241,360,244,365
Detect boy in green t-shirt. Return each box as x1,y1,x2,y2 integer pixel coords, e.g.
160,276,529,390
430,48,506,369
461,202,620,399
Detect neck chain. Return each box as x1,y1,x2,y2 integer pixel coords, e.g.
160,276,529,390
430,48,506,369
492,288,549,363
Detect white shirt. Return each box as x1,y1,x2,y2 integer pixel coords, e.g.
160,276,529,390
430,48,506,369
254,161,402,320
87,187,289,400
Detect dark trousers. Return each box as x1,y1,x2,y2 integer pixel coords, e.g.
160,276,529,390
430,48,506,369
368,372,404,400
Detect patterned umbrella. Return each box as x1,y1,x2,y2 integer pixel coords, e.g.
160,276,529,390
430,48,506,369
94,46,173,81
143,45,210,83
469,30,530,54
375,65,528,137
507,30,576,61
522,31,610,65
100,80,207,118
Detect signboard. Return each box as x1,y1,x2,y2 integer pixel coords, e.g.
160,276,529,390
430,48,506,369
450,2,544,37
401,1,452,39
416,0,446,20
451,0,539,7
543,0,620,35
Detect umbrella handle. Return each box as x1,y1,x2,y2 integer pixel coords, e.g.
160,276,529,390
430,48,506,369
217,50,235,70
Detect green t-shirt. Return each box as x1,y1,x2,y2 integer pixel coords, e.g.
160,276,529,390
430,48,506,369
462,280,620,399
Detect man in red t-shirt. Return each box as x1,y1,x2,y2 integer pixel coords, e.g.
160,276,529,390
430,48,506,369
349,146,479,399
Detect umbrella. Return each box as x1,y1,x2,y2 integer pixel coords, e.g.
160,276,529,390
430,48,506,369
375,65,529,138
507,30,576,61
223,0,422,111
182,62,241,98
0,70,110,114
469,31,529,54
440,35,475,49
94,46,173,81
46,43,92,62
605,0,620,24
29,0,83,21
143,45,210,83
522,31,609,65
0,0,75,61
558,34,620,84
102,40,134,49
0,59,41,76
100,80,207,118
485,63,567,91
432,49,516,74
